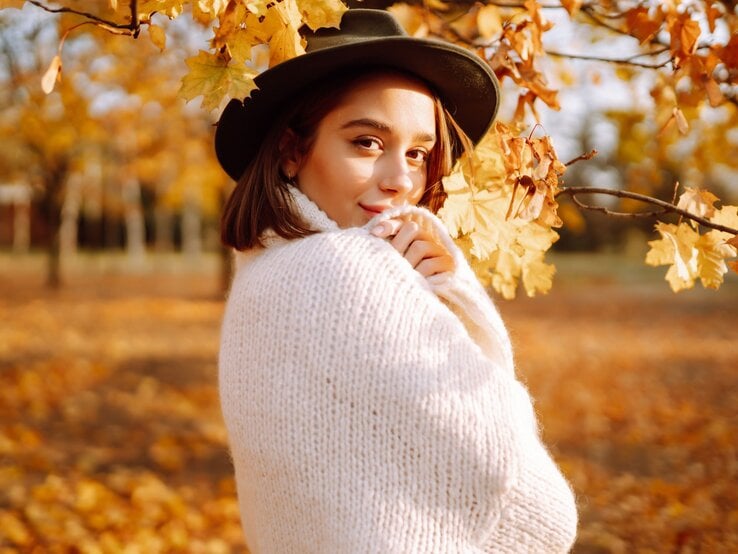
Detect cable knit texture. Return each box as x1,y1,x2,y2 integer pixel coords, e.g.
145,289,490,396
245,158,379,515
219,186,578,553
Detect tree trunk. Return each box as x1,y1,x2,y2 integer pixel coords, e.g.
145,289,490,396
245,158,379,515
41,167,66,289
60,173,81,258
154,204,175,252
12,191,31,254
122,174,146,266
181,197,201,259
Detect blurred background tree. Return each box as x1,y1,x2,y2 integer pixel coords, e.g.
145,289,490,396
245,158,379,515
0,5,229,287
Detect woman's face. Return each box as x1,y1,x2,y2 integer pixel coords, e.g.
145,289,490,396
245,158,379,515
285,73,437,228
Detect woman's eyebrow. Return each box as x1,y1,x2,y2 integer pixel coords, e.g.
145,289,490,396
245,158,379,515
340,118,435,143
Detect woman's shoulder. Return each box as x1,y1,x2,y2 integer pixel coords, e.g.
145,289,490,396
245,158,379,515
231,228,427,301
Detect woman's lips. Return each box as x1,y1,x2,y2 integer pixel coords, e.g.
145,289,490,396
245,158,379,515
360,203,390,215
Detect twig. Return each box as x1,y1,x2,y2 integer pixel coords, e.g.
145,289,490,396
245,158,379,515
546,50,673,69
569,194,667,218
482,1,564,7
564,149,598,167
557,186,738,235
27,0,140,36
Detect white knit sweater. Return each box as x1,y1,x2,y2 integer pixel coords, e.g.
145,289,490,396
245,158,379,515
219,187,578,553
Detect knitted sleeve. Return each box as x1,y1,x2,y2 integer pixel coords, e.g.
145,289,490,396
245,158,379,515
366,206,515,374
219,228,552,553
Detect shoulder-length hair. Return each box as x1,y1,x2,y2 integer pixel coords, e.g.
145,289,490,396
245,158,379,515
221,68,473,251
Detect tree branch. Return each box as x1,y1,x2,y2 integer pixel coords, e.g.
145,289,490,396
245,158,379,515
557,187,738,235
569,194,668,218
26,0,139,36
546,49,673,69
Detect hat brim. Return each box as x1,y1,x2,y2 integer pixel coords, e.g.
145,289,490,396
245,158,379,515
215,37,499,181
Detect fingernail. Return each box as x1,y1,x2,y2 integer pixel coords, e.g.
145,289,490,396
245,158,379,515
370,223,386,236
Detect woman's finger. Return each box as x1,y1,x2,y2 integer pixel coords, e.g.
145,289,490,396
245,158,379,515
415,254,454,277
370,218,403,238
404,239,439,268
390,220,421,254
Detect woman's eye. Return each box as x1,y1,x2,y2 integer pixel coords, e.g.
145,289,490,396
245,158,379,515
407,149,429,164
353,137,381,150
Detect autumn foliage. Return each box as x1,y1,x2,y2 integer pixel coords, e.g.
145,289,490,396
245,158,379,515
2,0,737,296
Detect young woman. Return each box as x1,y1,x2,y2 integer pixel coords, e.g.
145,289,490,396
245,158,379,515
216,9,578,553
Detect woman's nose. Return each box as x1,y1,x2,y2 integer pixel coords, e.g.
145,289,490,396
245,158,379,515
378,154,414,194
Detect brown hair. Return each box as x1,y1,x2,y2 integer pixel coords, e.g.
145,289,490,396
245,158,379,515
221,68,473,250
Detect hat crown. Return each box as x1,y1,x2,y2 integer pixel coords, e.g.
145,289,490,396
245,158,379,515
306,9,408,53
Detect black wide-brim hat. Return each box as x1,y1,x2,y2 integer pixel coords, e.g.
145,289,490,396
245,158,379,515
215,9,500,181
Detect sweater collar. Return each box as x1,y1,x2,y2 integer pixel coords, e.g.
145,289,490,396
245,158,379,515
288,185,340,233
257,186,338,249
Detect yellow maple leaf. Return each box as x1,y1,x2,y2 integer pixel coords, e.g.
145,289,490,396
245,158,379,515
438,170,474,237
676,186,718,224
268,24,305,67
179,51,258,111
197,0,228,18
491,250,522,300
695,232,734,289
522,257,556,298
469,227,500,260
226,30,256,65
297,0,347,31
709,205,738,240
473,134,508,185
139,0,185,18
212,4,259,64
517,221,558,253
645,222,700,292
477,5,502,40
148,24,166,51
439,126,561,298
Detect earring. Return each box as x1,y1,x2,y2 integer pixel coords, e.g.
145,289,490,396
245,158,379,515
283,170,296,186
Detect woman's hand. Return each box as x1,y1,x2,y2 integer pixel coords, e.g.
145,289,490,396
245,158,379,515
370,216,455,278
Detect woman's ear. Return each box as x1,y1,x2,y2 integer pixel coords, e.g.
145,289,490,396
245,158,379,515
279,128,301,179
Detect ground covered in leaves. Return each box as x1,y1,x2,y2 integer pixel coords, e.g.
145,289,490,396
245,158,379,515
1,254,736,553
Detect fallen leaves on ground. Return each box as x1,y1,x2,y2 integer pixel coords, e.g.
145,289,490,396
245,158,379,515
1,268,737,552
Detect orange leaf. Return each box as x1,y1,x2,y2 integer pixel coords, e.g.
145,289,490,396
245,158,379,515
706,1,722,33
704,78,723,107
679,18,700,56
625,7,662,44
658,113,675,136
560,0,582,17
673,107,689,135
719,35,738,68
41,54,62,94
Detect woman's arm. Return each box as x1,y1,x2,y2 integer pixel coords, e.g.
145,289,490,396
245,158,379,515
367,206,515,373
